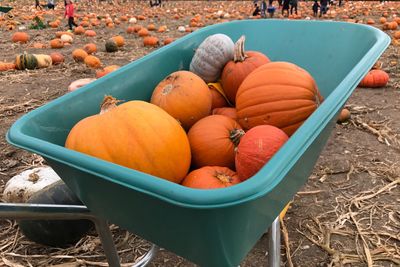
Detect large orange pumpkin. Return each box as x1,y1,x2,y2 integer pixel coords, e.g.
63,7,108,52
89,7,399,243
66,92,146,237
65,96,191,184
358,69,389,88
235,125,288,181
188,115,244,169
182,166,240,189
150,71,212,130
221,36,270,104
236,62,323,136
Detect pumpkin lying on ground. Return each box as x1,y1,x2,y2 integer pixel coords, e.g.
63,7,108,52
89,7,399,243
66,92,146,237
18,181,94,247
221,36,270,104
72,49,88,62
50,52,64,65
150,71,212,130
188,115,244,169
12,32,30,43
34,54,52,68
67,78,96,92
15,53,38,70
358,69,389,88
236,61,323,136
96,65,120,78
65,96,191,183
235,125,289,181
190,33,234,83
2,166,61,203
182,166,240,189
105,39,118,52
0,62,16,71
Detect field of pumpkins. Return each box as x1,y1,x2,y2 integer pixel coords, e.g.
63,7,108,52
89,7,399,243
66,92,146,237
0,0,400,266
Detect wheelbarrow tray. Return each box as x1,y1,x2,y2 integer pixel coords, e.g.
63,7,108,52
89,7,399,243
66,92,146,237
7,20,389,267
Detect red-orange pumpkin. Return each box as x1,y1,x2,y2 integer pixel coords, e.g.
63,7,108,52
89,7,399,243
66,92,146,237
12,32,30,43
182,166,240,189
50,52,64,65
358,69,389,88
212,107,237,121
143,36,159,47
83,43,97,54
72,49,88,62
188,115,244,169
96,65,120,78
235,125,288,181
221,36,270,104
151,71,212,130
236,62,323,136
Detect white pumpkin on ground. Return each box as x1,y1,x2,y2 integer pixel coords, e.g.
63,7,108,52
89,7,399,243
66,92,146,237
129,17,137,24
178,26,185,32
189,33,234,83
34,54,52,68
60,34,73,44
2,166,61,203
67,78,96,92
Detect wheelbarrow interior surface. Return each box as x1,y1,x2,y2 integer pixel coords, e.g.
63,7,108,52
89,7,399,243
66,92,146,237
7,20,389,267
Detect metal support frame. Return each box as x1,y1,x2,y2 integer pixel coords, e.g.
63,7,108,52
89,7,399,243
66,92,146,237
0,203,158,267
267,216,281,267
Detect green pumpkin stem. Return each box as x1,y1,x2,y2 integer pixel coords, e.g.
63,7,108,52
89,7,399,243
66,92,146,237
234,35,247,62
100,95,121,114
230,128,245,147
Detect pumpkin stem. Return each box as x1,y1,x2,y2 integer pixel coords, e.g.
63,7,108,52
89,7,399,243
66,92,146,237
233,35,247,62
100,95,121,114
215,172,232,184
230,128,245,147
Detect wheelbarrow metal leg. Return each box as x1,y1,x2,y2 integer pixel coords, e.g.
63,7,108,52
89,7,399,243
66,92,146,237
268,216,280,267
94,219,122,267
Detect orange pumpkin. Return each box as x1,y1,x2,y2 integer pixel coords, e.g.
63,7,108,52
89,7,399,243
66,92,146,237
235,125,288,181
394,31,400,39
96,65,120,78
0,62,16,71
83,43,97,54
188,115,244,169
65,96,191,184
111,35,125,47
163,37,174,45
50,39,64,49
182,166,240,189
212,107,237,121
236,62,323,136
85,30,96,37
221,36,270,104
12,32,30,43
147,23,156,31
358,69,389,88
138,28,149,37
84,55,101,69
50,52,64,65
337,108,350,123
74,26,85,35
72,49,88,62
143,36,159,47
150,71,212,130
126,26,135,34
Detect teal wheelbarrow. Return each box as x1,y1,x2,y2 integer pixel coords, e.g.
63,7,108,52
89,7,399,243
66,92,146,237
5,20,390,266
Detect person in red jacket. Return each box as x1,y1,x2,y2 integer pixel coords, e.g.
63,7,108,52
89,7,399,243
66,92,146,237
65,0,77,30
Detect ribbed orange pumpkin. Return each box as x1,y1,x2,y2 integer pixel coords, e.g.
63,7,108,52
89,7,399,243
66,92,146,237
85,30,96,37
212,107,237,121
147,23,156,31
236,62,323,136
150,71,212,130
111,35,125,47
50,39,64,49
12,32,30,43
188,115,244,169
84,55,101,68
50,52,64,65
221,36,270,104
72,49,88,62
182,166,240,189
83,43,97,54
358,70,389,88
143,36,159,47
235,125,288,181
65,96,191,184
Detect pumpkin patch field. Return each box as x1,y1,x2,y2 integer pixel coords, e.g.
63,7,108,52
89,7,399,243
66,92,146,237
1,0,400,266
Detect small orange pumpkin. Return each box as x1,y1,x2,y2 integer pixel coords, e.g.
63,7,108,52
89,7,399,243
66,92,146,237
163,37,174,45
96,65,120,78
111,35,125,47
74,26,85,35
12,32,30,43
358,70,389,88
143,36,159,47
50,52,64,65
182,166,240,189
85,30,96,37
83,43,97,54
72,49,88,62
188,115,244,169
150,71,212,130
50,39,64,49
0,62,16,71
138,28,149,37
147,23,156,31
84,55,101,69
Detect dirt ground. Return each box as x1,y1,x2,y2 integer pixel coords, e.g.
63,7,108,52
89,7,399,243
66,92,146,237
0,0,399,266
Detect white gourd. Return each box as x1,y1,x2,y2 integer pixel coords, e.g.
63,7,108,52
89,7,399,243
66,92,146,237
67,78,96,92
2,166,61,203
189,34,234,83
129,17,137,24
60,34,73,43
